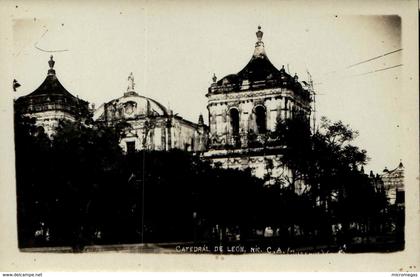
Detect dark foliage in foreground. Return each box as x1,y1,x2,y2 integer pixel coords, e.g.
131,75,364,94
14,111,404,252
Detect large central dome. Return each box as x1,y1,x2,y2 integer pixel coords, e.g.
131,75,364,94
93,73,169,121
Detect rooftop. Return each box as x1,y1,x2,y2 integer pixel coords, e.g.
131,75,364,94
208,26,311,102
15,56,89,117
22,56,77,99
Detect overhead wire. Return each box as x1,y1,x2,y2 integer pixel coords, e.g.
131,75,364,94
346,49,402,69
313,49,403,87
350,64,403,77
322,48,402,77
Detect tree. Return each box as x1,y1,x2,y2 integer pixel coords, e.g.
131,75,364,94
14,108,129,248
274,113,313,192
273,115,387,247
49,119,127,247
15,107,392,252
14,112,52,247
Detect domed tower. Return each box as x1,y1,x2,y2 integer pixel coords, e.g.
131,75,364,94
93,73,208,153
204,26,312,178
14,56,90,136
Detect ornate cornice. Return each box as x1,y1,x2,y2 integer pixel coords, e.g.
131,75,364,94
207,88,311,109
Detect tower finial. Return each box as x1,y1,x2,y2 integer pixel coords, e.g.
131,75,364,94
198,114,204,125
256,25,263,42
253,26,265,57
48,55,55,68
212,73,217,83
47,55,56,75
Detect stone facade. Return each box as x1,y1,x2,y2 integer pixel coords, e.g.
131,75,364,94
204,26,312,180
14,56,90,136
93,73,208,153
380,162,404,206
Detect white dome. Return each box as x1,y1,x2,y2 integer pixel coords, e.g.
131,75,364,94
93,91,169,121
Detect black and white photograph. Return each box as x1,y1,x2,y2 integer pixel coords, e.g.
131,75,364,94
0,0,419,272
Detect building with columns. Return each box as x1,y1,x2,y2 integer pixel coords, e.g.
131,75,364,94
93,73,208,153
203,26,312,180
14,56,90,136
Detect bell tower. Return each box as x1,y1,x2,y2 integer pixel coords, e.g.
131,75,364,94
204,26,312,179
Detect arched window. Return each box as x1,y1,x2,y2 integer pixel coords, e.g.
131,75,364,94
230,108,240,135
255,105,266,134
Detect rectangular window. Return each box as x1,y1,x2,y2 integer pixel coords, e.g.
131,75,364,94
126,141,136,154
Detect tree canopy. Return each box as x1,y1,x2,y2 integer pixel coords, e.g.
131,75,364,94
14,110,401,252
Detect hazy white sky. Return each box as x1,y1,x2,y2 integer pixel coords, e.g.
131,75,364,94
11,1,407,173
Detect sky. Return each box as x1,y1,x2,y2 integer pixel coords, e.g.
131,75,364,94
11,1,407,174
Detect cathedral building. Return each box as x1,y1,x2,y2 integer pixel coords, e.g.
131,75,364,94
203,26,312,179
15,26,313,179
93,73,208,153
14,56,90,136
